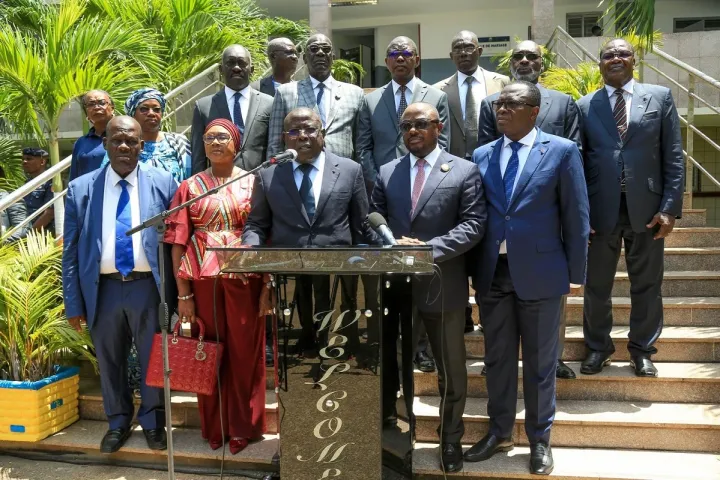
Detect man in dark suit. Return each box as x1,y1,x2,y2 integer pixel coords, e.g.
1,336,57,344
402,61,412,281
63,116,178,454
371,102,486,473
242,108,370,354
250,38,298,97
466,82,589,475
578,39,684,377
191,44,273,173
477,40,581,379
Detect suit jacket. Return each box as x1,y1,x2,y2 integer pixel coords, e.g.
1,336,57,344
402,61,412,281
434,69,509,158
356,79,450,185
371,151,486,312
242,151,369,247
477,84,581,149
471,130,589,301
62,163,178,329
190,88,273,174
267,77,364,161
577,83,684,234
251,77,276,97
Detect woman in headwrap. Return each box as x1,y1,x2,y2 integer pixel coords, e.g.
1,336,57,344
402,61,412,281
164,119,273,454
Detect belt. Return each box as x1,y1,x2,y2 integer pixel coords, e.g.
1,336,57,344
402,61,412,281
101,271,153,282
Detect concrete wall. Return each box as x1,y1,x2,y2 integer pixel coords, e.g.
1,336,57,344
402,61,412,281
686,127,720,226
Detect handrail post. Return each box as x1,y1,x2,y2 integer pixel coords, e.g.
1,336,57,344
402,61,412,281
686,76,696,207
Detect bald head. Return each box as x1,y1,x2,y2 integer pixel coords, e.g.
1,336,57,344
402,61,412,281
105,116,143,178
267,37,298,81
268,37,294,55
283,108,324,163
401,102,439,122
599,38,635,88
305,34,334,81
400,103,443,158
221,44,253,91
283,107,322,131
387,36,418,56
451,30,479,46
450,30,480,75
510,40,543,83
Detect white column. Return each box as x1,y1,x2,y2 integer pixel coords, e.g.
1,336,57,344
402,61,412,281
309,0,332,39
532,0,555,45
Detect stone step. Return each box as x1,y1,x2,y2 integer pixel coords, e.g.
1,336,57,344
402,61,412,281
666,227,720,248
414,397,720,452
676,209,706,227
0,419,278,475
414,360,720,403
618,247,720,271
413,444,720,479
606,271,720,297
464,326,720,362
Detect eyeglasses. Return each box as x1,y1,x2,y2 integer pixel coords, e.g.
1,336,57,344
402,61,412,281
387,50,415,60
85,99,110,108
491,100,538,111
285,128,320,139
601,50,634,61
138,106,162,114
202,134,232,145
452,45,477,55
399,119,440,133
308,45,332,55
512,52,541,61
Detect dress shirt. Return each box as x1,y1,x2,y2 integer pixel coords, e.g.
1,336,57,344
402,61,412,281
409,145,442,193
499,128,537,254
310,75,337,121
605,78,634,126
457,69,488,120
224,85,251,127
292,151,325,209
392,77,417,112
100,166,151,274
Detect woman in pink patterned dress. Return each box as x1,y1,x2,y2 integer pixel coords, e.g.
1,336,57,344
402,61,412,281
164,118,271,454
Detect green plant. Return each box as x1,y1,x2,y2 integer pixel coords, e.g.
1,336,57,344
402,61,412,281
492,37,557,77
0,231,96,382
0,138,24,191
598,0,655,50
331,59,366,85
540,63,604,101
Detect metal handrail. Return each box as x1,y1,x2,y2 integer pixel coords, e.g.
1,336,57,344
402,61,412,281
0,157,71,214
547,26,599,63
1,188,67,242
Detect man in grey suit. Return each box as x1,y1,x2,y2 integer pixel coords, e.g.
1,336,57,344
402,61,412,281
242,108,370,354
578,39,684,378
371,103,486,473
250,38,298,97
357,36,450,191
267,34,364,160
477,40,581,380
191,45,273,174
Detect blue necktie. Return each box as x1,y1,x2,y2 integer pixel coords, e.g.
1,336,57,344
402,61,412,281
115,179,134,277
316,83,326,126
233,92,245,134
298,164,316,221
503,142,523,204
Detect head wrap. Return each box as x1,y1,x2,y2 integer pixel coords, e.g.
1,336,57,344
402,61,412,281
205,118,242,152
22,147,48,157
124,88,166,117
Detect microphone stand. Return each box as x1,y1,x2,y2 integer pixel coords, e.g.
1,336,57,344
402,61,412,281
126,156,291,480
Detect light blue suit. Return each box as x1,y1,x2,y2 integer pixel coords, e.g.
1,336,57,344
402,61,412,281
62,162,177,430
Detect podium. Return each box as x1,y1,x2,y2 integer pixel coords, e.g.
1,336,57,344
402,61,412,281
210,246,434,480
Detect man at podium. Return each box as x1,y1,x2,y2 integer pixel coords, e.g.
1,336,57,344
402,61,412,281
242,107,371,355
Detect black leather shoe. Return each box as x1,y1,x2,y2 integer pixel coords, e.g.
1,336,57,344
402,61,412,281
382,415,398,429
441,442,463,473
463,433,513,462
100,428,132,453
465,305,475,333
580,351,612,375
414,351,436,373
265,344,274,367
480,365,487,376
630,355,658,377
556,360,576,379
529,442,554,475
143,427,167,450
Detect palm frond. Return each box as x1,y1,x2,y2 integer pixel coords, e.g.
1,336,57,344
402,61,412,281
0,138,25,190
331,59,366,85
540,63,605,100
598,0,656,50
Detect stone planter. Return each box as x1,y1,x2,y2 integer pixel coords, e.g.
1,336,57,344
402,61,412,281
0,366,80,442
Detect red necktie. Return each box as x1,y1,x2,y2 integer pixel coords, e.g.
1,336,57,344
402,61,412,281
411,158,426,213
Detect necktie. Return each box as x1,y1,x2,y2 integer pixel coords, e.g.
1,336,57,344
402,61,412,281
298,163,316,221
316,83,326,126
233,92,245,134
613,89,628,191
115,179,134,277
411,158,426,213
464,76,478,157
398,85,408,120
503,142,522,204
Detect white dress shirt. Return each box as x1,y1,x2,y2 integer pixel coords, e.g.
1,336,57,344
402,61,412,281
100,166,151,274
499,128,537,254
409,145,442,194
392,77,417,112
310,75,336,124
605,78,634,126
457,69,488,120
292,150,325,209
224,85,251,127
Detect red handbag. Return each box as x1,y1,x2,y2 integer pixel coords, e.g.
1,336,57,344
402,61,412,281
146,317,224,396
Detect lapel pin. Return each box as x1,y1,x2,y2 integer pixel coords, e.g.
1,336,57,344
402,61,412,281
540,147,547,154
441,163,450,172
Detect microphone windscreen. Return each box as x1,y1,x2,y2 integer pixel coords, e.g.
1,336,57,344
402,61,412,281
367,212,388,229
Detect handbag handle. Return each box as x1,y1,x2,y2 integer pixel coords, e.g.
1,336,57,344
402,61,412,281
172,316,206,339
171,317,208,361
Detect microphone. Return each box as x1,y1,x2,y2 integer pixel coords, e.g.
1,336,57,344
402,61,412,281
268,149,298,165
367,212,397,246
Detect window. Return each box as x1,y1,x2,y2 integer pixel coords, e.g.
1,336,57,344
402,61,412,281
567,13,602,38
674,17,720,32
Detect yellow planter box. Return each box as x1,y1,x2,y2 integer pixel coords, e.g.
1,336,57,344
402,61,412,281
0,366,80,442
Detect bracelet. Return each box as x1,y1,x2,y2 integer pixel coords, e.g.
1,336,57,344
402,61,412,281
178,293,194,300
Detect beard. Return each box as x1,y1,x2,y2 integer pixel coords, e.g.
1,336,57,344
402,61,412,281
510,65,540,83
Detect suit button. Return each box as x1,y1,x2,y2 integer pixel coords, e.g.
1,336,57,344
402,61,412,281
410,232,416,237
505,216,510,221
495,240,500,245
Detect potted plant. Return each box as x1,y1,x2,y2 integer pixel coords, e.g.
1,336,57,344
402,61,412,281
0,231,96,442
